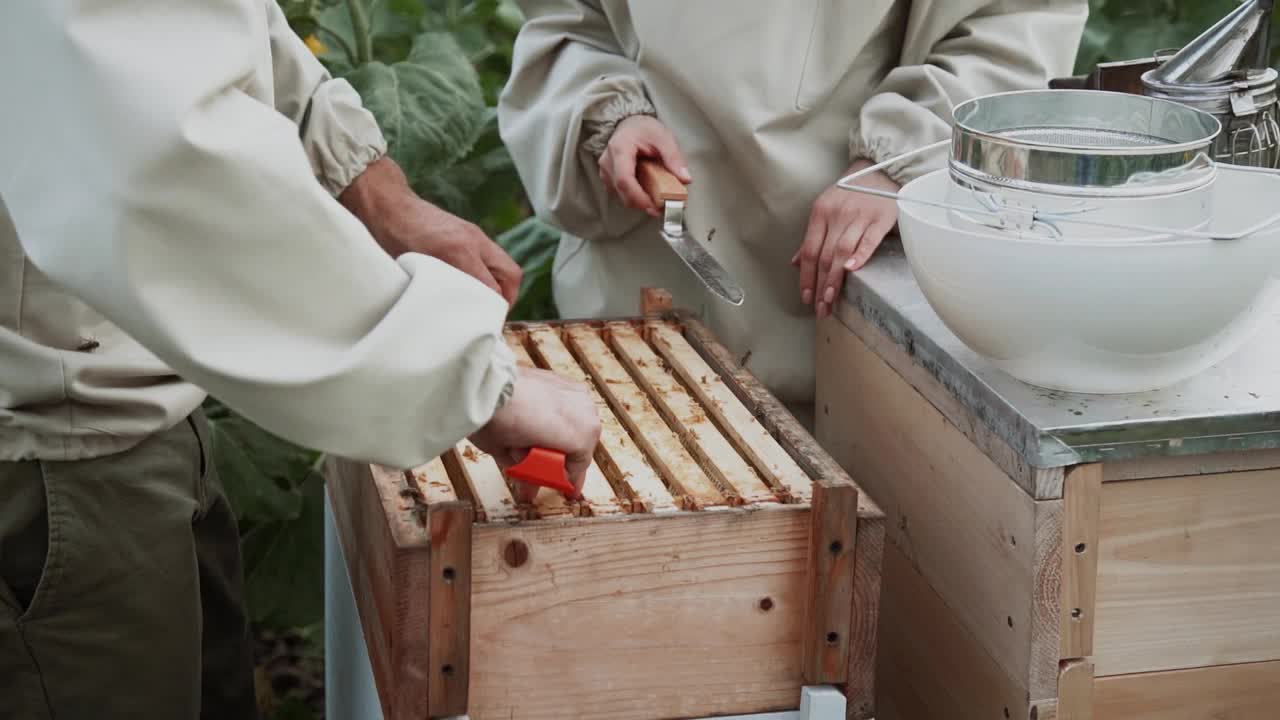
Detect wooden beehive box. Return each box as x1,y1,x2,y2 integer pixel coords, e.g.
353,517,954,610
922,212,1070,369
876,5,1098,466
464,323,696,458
818,306,1280,720
326,297,884,720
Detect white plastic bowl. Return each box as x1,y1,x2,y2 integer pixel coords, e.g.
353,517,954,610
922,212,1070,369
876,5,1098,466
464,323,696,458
897,168,1280,394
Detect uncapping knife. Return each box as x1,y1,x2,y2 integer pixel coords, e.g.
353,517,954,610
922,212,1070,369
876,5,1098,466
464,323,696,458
637,159,745,306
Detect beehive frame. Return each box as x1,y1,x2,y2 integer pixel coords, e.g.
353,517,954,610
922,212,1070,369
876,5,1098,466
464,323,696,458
326,293,884,720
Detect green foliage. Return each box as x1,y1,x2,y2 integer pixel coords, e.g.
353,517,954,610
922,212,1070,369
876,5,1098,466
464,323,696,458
1077,0,1280,74
344,33,488,173
305,0,531,237
497,217,561,321
205,400,325,630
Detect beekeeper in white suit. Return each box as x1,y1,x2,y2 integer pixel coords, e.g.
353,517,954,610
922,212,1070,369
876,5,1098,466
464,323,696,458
0,2,599,717
500,0,1089,421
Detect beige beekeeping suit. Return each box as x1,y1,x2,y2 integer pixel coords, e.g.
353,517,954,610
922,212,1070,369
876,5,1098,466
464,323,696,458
500,0,1088,404
0,0,515,466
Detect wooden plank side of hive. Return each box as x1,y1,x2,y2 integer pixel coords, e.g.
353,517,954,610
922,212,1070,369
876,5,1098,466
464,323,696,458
674,311,885,716
816,313,1051,698
325,459,434,720
1093,468,1280,677
466,505,813,720
328,457,474,719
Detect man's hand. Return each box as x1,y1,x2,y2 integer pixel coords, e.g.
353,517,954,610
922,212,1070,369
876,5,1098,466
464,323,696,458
792,159,900,319
469,366,602,502
599,115,693,216
341,157,522,306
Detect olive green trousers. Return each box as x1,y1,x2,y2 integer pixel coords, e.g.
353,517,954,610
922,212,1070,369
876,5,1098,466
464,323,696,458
0,413,258,719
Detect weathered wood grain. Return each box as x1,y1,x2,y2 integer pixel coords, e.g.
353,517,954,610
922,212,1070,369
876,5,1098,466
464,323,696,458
525,326,677,513
467,508,811,720
504,330,620,517
609,322,776,505
566,324,726,510
405,457,458,506
816,317,1043,696
445,442,519,524
427,502,473,717
326,458,433,720
649,321,812,503
801,480,858,684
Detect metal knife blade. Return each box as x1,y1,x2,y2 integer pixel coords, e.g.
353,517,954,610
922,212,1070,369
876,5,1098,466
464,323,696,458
637,158,746,306
661,201,744,306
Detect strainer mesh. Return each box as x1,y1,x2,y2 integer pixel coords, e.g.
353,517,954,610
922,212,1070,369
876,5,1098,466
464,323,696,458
996,126,1172,149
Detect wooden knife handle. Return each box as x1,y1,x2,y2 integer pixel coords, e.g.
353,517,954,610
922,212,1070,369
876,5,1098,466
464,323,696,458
637,159,688,204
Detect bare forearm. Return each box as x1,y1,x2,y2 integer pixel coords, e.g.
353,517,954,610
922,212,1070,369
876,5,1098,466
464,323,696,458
338,156,523,304
339,156,420,258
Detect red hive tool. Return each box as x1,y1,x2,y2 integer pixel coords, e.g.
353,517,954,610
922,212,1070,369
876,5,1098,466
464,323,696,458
506,447,577,498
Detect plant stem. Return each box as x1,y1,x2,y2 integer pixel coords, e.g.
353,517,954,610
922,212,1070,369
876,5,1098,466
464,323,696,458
315,24,358,67
346,0,373,64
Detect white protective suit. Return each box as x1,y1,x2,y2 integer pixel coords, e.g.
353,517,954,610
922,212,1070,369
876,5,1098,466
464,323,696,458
500,0,1088,404
0,0,516,466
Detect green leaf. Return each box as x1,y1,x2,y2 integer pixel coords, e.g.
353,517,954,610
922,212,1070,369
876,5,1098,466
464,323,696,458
451,22,497,63
313,0,422,67
344,31,488,186
207,410,310,527
388,0,428,20
242,472,326,630
497,217,561,321
269,696,318,720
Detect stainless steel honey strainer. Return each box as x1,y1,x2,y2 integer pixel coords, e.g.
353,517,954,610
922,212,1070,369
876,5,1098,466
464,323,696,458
837,89,1280,240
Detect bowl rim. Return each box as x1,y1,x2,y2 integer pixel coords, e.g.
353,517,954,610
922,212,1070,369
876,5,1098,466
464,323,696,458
900,169,1230,248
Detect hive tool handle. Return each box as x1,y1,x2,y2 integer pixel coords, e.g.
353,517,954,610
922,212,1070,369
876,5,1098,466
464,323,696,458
506,447,578,498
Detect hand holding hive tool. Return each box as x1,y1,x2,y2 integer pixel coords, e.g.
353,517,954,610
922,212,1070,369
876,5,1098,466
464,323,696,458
506,447,579,500
637,159,745,306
